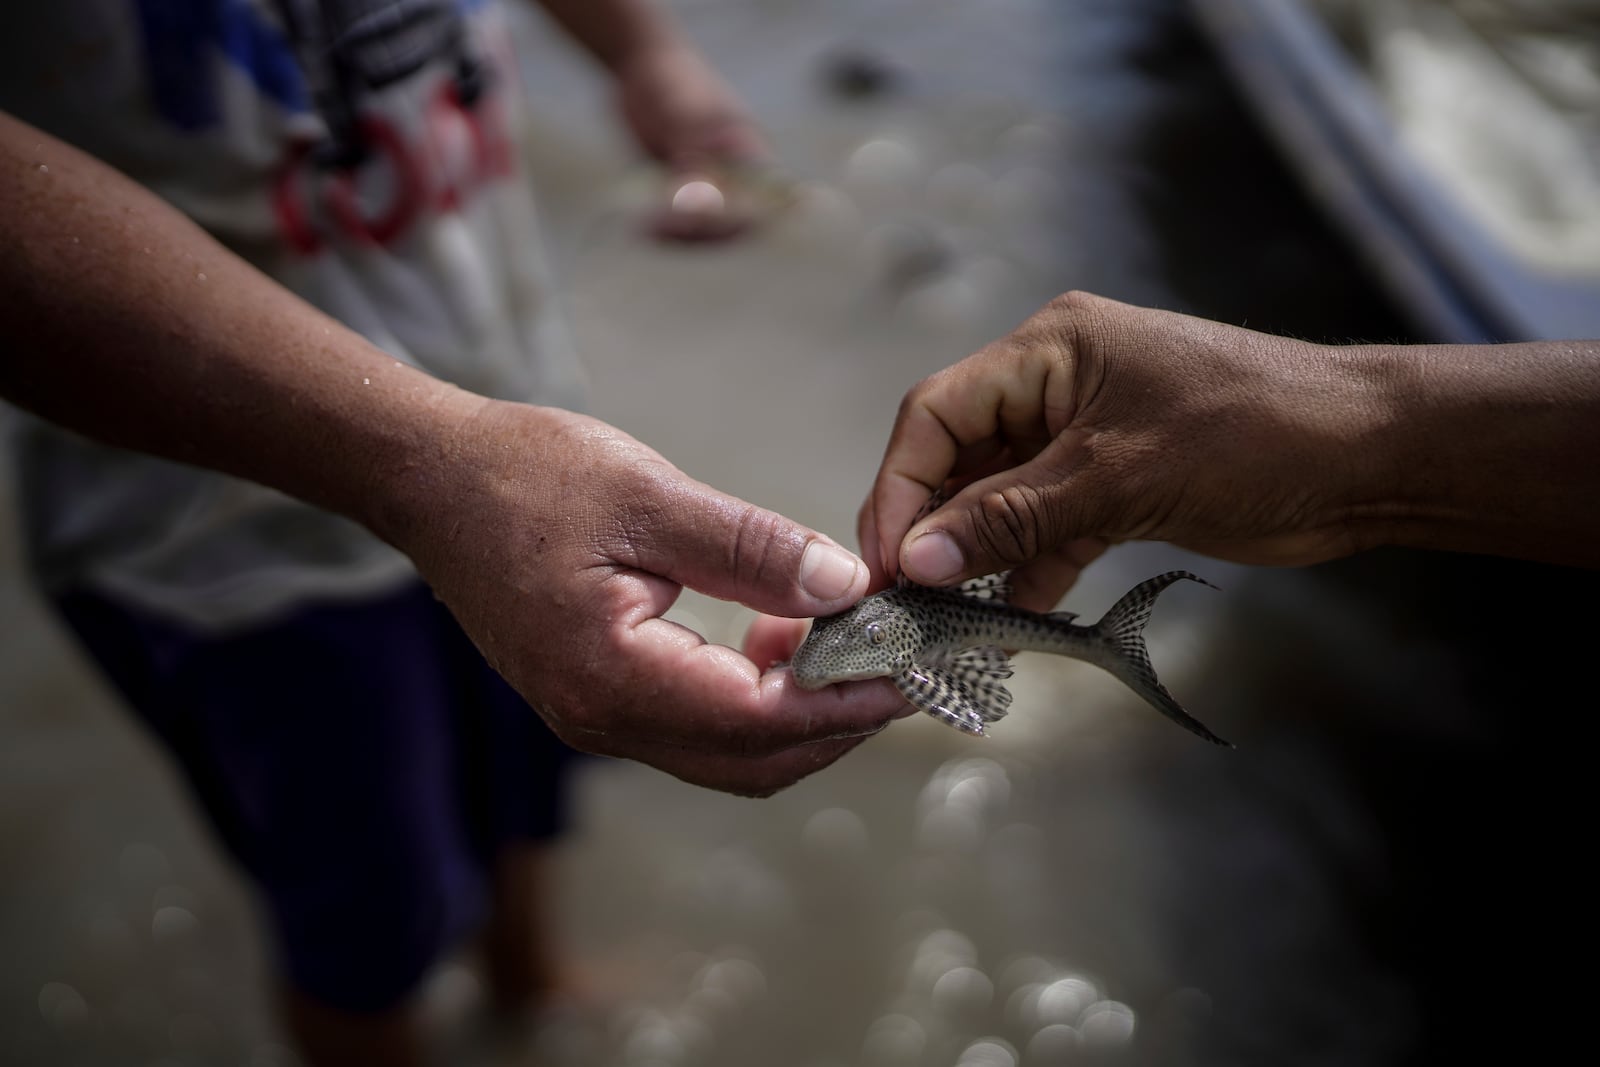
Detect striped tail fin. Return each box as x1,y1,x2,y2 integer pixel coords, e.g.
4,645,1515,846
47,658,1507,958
1094,571,1232,747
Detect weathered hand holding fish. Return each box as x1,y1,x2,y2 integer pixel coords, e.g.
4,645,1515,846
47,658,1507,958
389,403,908,796
860,291,1407,601
792,497,1230,745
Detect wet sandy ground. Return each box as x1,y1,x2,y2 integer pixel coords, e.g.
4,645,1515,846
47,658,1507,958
3,2,1593,1065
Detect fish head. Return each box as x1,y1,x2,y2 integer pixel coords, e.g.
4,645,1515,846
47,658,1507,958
789,594,916,689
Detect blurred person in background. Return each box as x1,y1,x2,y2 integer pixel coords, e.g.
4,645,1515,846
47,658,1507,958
0,2,903,1065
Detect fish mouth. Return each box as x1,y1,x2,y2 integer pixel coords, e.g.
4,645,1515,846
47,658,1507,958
789,663,888,689
790,671,828,691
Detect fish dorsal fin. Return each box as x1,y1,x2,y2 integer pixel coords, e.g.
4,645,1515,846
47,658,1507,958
1047,609,1078,624
957,571,1012,602
909,489,950,526
895,659,1015,736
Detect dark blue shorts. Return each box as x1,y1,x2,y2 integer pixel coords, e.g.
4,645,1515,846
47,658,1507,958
55,580,580,1014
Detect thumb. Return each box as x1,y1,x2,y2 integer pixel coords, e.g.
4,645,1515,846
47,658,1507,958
899,433,1102,586
630,481,869,618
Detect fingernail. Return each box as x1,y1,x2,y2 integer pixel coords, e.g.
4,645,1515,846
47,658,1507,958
906,531,964,583
801,541,864,601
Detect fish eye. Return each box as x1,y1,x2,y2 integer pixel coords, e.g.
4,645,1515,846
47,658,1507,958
866,622,886,645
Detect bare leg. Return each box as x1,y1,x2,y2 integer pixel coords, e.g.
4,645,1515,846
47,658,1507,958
481,842,565,1014
280,845,567,1063
280,985,427,1067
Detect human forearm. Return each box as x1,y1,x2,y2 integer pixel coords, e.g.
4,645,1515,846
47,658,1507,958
529,0,765,175
863,293,1600,604
0,110,480,536
530,0,682,73
1,109,903,794
1354,338,1600,566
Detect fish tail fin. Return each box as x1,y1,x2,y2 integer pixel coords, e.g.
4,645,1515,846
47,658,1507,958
1094,571,1233,748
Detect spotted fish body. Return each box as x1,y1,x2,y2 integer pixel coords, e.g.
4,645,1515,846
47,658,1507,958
791,569,1230,746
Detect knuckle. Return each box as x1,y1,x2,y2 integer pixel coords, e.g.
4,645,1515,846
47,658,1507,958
725,501,793,589
899,366,962,424
1040,290,1109,363
1046,288,1101,316
969,484,1053,566
899,372,941,412
894,385,923,422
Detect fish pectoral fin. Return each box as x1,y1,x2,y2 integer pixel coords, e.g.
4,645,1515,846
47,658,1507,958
928,646,1015,720
941,645,1014,686
895,660,1014,736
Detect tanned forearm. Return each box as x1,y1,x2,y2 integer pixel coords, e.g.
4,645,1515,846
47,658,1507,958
529,0,683,72
0,109,483,538
0,111,914,798
1354,337,1600,566
865,293,1600,602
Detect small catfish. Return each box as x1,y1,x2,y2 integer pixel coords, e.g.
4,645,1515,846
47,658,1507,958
789,500,1230,745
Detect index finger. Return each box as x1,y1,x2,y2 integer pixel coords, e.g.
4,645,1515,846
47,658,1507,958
867,345,1054,580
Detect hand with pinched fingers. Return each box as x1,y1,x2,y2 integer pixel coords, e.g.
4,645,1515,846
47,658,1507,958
387,401,906,796
859,291,1400,609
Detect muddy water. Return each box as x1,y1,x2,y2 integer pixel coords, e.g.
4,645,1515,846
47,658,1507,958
3,2,1587,1065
